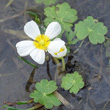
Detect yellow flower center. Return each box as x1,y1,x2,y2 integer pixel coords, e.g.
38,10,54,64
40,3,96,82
54,48,64,55
33,34,50,50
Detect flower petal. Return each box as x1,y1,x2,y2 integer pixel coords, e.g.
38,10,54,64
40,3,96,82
47,38,65,53
30,49,45,64
24,20,40,40
45,22,61,39
48,45,67,58
16,40,35,56
57,46,67,58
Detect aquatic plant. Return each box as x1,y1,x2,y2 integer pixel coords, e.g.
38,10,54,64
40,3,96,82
3,1,109,110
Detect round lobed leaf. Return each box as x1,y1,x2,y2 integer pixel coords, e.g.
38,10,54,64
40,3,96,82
61,71,84,94
35,79,57,94
44,2,78,35
35,0,57,6
75,16,108,44
30,79,61,109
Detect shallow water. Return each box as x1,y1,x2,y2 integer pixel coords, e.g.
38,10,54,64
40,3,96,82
0,0,110,110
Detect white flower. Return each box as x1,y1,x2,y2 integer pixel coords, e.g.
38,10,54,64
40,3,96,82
16,20,67,64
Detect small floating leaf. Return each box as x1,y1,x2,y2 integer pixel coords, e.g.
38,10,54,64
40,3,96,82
44,2,78,35
30,79,61,109
35,0,57,6
75,16,108,44
61,71,84,94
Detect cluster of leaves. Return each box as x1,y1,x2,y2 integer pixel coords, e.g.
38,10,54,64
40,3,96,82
61,71,84,94
44,3,78,35
35,0,57,6
29,72,84,108
2,73,84,110
30,79,61,109
75,16,108,44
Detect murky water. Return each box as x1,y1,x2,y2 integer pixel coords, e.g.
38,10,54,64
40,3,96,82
0,0,110,110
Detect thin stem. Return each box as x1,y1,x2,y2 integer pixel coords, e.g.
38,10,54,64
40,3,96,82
105,36,110,40
26,104,43,110
54,91,75,109
61,57,65,71
73,39,85,54
16,99,33,105
53,57,60,64
103,99,110,110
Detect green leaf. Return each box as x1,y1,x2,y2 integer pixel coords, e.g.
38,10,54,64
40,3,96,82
66,30,76,41
66,30,79,45
30,79,61,109
66,46,70,53
61,71,84,94
2,105,23,110
35,79,57,94
26,11,40,24
44,2,78,35
69,39,79,45
75,16,108,44
18,56,38,68
35,0,57,6
16,101,30,105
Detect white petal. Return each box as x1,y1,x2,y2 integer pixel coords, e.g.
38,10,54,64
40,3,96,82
57,46,67,58
45,22,61,39
16,40,35,56
30,49,45,64
48,49,58,57
48,45,67,58
47,38,65,53
24,20,40,40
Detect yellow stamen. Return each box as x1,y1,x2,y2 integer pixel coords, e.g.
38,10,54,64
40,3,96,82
55,48,64,55
33,34,50,50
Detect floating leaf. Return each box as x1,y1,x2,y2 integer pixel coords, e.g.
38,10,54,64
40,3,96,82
35,0,57,6
44,2,78,35
61,71,84,94
75,16,108,44
30,79,61,109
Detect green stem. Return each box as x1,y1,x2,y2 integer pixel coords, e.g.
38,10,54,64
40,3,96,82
26,104,43,110
61,57,65,71
16,99,33,105
73,39,85,54
53,57,60,64
18,56,38,69
105,36,110,40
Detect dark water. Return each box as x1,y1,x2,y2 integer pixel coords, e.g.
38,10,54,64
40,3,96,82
0,0,110,110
